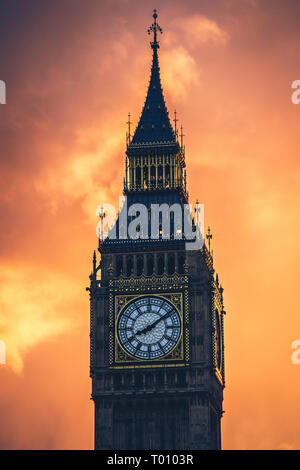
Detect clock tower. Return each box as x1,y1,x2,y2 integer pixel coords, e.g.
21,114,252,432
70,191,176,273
88,10,226,450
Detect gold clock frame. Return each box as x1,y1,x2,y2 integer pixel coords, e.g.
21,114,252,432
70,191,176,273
109,291,189,368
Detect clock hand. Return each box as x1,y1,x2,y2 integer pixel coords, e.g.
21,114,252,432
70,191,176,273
136,316,164,336
135,310,173,336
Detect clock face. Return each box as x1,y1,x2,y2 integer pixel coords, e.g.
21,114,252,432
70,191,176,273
117,296,181,360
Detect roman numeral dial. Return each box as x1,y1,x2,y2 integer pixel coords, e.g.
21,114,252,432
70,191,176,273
117,296,181,360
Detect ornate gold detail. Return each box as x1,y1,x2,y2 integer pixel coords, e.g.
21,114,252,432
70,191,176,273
211,286,224,386
110,273,187,293
110,292,188,367
109,331,114,365
184,287,190,361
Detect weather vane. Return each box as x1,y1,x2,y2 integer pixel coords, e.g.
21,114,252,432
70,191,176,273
148,9,162,48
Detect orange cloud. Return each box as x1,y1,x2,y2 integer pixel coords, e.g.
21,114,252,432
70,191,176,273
172,14,229,47
0,266,82,373
161,45,200,100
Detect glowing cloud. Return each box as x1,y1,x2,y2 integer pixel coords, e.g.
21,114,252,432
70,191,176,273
0,266,82,373
173,15,229,47
161,46,200,100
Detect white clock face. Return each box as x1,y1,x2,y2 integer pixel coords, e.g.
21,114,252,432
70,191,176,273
117,296,181,360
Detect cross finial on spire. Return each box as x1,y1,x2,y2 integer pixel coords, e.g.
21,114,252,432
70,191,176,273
148,9,162,49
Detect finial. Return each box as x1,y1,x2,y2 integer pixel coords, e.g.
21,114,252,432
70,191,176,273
148,9,162,49
206,226,213,253
180,125,185,149
126,112,132,147
98,205,106,245
194,199,200,226
93,250,97,272
125,156,128,189
220,283,224,297
173,110,178,140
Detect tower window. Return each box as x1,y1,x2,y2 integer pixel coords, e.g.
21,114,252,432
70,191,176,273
147,254,154,276
167,371,175,386
156,371,164,386
136,166,141,187
125,374,131,387
137,256,144,276
150,165,155,185
178,254,185,274
126,256,133,277
157,254,164,275
167,253,175,275
135,372,143,389
113,374,122,390
177,370,186,387
116,256,122,276
158,165,163,186
146,373,153,387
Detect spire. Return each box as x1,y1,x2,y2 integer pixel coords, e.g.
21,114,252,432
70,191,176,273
128,10,178,153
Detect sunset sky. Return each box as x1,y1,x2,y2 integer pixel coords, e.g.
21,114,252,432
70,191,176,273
0,0,300,450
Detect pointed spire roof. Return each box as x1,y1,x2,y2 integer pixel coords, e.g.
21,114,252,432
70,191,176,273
128,10,179,155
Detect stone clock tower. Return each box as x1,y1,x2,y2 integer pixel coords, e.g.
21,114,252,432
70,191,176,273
88,10,226,450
